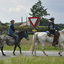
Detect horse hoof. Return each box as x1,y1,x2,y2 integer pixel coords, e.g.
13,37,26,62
46,55,48,56
58,52,60,55
20,52,22,55
3,54,6,56
58,53,62,56
60,55,62,56
32,54,34,56
13,52,16,55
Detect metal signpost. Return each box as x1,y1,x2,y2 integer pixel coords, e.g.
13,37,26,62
28,17,39,56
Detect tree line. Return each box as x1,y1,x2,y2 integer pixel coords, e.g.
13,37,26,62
29,0,64,29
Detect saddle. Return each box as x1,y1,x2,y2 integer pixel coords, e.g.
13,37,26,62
7,34,15,39
6,34,15,46
46,31,54,37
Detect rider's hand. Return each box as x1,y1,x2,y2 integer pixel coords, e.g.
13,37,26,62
15,30,18,33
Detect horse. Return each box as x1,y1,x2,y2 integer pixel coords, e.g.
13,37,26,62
30,29,64,56
0,30,29,56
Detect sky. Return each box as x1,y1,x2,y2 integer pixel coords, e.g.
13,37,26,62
0,0,64,24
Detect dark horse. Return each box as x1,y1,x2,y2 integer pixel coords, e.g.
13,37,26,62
0,30,29,56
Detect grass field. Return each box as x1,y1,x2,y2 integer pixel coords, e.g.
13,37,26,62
2,35,62,51
0,35,64,64
0,56,64,64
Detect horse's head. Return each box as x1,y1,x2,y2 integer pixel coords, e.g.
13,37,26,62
24,30,29,40
18,30,29,40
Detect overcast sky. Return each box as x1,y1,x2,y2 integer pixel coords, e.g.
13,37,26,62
0,0,64,24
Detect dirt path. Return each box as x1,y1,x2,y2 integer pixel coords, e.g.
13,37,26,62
0,51,64,60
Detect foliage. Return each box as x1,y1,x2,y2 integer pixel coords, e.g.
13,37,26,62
4,23,10,26
0,25,63,35
55,24,64,28
29,0,50,25
37,26,48,32
0,26,48,33
40,18,49,26
0,26,9,31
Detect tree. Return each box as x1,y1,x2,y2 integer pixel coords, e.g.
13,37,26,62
5,22,10,26
29,0,50,26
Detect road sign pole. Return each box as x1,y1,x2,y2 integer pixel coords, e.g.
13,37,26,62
34,28,36,56
28,17,39,56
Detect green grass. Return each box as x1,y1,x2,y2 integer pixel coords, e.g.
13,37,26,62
3,43,61,51
0,56,64,64
1,35,62,51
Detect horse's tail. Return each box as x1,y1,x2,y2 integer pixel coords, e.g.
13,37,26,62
30,32,39,52
30,35,34,51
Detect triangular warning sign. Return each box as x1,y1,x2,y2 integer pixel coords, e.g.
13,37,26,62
28,17,39,28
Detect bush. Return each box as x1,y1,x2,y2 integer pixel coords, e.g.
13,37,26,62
0,26,48,34
37,26,48,32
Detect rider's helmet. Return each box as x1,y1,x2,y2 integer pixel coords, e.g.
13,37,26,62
10,20,15,23
49,17,55,23
49,17,55,20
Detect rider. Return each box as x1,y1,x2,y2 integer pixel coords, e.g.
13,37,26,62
48,17,57,46
48,17,55,35
8,20,20,46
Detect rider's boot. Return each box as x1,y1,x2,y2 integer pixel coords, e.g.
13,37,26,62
52,35,57,46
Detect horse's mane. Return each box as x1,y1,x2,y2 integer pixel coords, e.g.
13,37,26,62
19,31,25,33
18,30,27,40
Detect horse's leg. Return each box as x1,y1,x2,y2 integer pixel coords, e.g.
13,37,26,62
41,43,48,56
13,45,17,55
18,45,22,54
59,43,64,56
58,45,62,56
1,46,6,56
32,43,38,55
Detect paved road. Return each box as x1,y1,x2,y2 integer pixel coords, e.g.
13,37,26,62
0,51,64,60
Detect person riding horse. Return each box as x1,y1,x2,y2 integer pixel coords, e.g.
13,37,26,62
48,17,60,46
48,17,55,35
8,20,20,46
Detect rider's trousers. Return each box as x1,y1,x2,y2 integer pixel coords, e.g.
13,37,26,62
9,34,20,45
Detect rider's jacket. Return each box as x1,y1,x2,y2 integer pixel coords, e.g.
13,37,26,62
8,23,15,34
48,21,55,31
